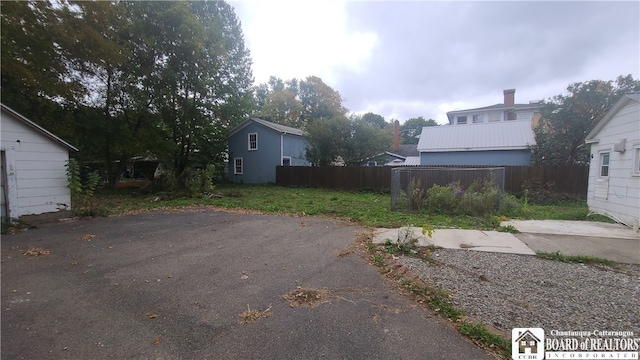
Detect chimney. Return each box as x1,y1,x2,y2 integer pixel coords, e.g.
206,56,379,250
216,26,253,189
504,89,516,120
393,120,400,152
503,89,515,107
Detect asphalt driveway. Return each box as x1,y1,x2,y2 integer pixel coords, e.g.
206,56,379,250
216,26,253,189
1,209,492,360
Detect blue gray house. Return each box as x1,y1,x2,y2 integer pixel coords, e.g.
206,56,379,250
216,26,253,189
227,117,310,183
416,120,535,166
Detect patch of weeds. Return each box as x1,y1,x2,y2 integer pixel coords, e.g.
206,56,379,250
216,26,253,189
496,225,519,233
366,243,378,253
283,287,330,308
536,251,616,267
458,321,511,357
22,246,50,257
239,304,272,323
404,281,465,321
373,254,387,267
383,239,417,256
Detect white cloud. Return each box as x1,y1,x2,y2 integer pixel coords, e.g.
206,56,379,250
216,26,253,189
232,1,377,86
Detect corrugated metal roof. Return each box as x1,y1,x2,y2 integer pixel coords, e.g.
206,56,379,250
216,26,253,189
403,156,421,166
417,120,535,152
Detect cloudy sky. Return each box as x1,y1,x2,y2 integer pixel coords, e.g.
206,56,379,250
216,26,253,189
231,1,639,124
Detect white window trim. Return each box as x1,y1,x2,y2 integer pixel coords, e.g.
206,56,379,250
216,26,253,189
282,156,292,166
456,116,467,125
234,157,243,175
248,133,258,151
599,151,610,178
633,146,640,176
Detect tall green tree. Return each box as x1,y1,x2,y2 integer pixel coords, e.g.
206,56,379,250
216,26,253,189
1,0,254,188
0,1,79,138
532,75,640,165
361,112,386,129
304,115,392,166
400,116,438,144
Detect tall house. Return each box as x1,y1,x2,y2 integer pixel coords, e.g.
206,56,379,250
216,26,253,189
446,89,541,128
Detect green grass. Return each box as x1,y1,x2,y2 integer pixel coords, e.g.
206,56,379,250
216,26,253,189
536,251,617,266
522,201,614,222
93,183,604,229
458,321,511,357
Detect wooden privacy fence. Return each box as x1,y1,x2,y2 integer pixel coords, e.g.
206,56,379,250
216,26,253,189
276,165,589,197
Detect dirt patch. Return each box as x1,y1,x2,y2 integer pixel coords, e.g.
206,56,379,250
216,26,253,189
239,304,272,323
283,287,331,308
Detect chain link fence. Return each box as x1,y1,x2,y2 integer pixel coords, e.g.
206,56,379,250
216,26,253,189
390,167,506,211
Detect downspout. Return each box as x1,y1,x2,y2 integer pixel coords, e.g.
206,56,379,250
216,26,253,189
280,134,284,165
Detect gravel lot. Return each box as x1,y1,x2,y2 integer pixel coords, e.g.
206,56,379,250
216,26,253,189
399,249,640,335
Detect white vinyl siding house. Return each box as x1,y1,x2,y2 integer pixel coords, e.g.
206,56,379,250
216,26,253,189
585,93,640,231
1,104,78,221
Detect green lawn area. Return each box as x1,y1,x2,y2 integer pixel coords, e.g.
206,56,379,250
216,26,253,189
94,183,608,230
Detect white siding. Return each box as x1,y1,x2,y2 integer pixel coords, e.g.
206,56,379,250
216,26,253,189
0,109,71,218
587,101,640,228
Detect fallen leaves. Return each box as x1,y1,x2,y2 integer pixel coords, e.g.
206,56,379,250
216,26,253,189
282,287,331,308
239,304,272,324
147,314,158,319
79,234,97,241
22,246,50,257
153,338,161,345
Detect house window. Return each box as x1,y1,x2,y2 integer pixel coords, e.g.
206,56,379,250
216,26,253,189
248,133,258,150
488,112,501,122
282,157,291,166
472,114,484,123
517,113,532,121
599,152,610,177
234,157,243,175
634,147,640,175
457,116,467,125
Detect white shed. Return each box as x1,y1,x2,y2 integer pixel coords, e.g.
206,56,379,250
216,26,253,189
585,93,640,231
1,104,78,221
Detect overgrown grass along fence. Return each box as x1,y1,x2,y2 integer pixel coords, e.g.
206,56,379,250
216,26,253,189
276,165,589,198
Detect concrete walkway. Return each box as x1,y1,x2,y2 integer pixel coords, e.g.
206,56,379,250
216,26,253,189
374,220,640,264
505,220,640,265
373,227,536,255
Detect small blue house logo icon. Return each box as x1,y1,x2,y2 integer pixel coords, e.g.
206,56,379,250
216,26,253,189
512,328,544,359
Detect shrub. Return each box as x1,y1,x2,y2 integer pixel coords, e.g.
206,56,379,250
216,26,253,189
421,178,522,218
66,159,106,217
424,184,460,214
521,179,572,205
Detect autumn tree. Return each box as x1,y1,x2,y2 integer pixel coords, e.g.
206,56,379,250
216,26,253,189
400,116,438,144
531,75,640,165
299,76,348,120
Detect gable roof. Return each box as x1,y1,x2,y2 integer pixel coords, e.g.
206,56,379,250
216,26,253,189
417,120,535,152
515,330,541,343
1,103,78,152
227,117,304,138
585,92,640,143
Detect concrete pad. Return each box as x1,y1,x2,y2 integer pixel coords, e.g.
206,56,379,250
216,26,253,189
373,227,536,255
515,233,640,265
502,220,639,239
